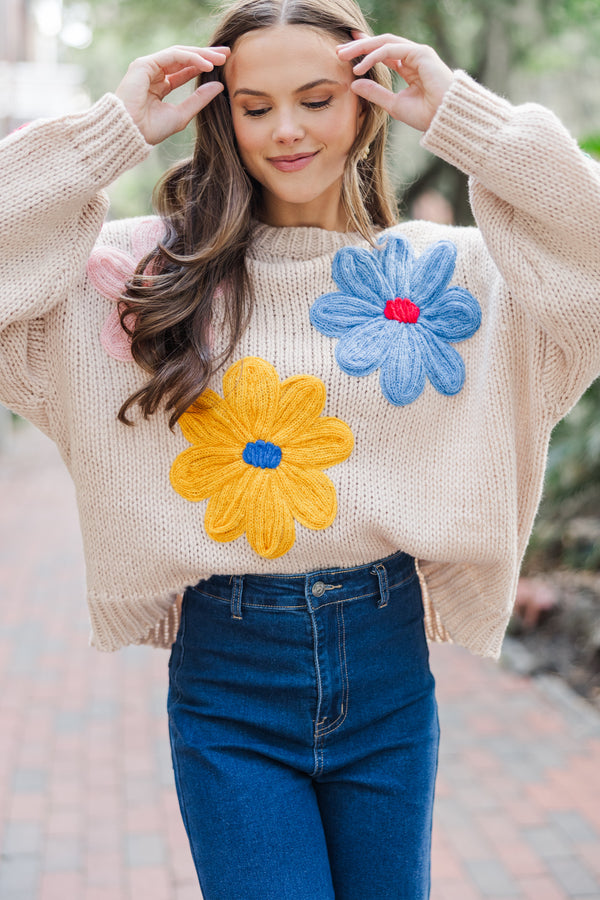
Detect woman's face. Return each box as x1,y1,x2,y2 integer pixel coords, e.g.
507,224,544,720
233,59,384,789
225,24,364,231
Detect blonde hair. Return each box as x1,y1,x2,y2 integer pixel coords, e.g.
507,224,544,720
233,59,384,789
119,0,397,427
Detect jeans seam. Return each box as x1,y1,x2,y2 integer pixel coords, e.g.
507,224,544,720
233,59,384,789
168,723,210,897
312,571,417,610
308,600,324,778
169,598,187,706
304,551,409,580
190,589,306,610
317,602,349,737
239,572,306,582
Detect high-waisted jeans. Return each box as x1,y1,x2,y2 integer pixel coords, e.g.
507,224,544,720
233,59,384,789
167,551,440,900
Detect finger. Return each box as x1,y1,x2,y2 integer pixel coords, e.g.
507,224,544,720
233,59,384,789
164,82,225,138
350,79,397,115
352,42,417,75
155,44,230,61
167,66,209,91
145,47,227,77
191,80,226,112
169,44,230,55
147,59,218,100
338,33,412,53
154,56,220,77
150,63,211,100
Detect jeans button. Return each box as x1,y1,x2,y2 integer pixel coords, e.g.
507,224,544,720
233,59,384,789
312,581,326,598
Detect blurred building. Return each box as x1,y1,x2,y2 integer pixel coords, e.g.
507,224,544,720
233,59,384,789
0,0,86,135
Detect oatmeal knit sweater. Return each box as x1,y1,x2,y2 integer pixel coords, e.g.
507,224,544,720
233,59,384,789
1,71,599,658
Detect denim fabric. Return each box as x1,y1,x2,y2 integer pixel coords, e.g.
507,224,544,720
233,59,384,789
167,551,440,900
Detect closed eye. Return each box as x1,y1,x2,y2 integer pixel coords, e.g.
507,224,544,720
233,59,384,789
304,97,333,110
242,96,334,118
243,107,270,117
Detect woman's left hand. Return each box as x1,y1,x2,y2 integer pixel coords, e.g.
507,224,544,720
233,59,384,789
337,34,453,133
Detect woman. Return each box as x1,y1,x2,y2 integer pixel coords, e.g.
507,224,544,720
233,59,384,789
1,0,599,896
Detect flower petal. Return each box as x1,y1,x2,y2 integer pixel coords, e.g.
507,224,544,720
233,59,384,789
100,308,134,362
245,471,295,559
379,326,426,406
283,417,354,468
332,246,392,302
170,447,247,501
87,247,134,299
276,465,337,530
222,357,281,438
131,217,165,259
178,392,248,448
335,318,396,377
270,375,326,444
419,286,482,341
410,241,457,307
415,329,466,396
310,291,384,337
378,235,413,298
204,468,254,543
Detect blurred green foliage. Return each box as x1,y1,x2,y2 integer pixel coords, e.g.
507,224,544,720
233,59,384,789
580,134,600,159
526,379,600,572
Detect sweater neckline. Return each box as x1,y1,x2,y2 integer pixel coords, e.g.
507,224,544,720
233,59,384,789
247,220,367,263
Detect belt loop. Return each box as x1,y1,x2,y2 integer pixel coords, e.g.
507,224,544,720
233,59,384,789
230,575,244,620
370,563,389,609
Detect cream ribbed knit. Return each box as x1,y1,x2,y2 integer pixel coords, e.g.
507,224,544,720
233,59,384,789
1,72,599,658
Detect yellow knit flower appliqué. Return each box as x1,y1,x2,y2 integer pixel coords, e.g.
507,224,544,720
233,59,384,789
169,357,354,559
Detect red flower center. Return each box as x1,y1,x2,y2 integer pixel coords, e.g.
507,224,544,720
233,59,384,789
384,297,420,324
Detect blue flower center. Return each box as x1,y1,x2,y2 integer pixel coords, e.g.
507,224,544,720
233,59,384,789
242,439,282,469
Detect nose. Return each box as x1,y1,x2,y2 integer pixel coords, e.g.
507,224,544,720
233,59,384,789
272,109,305,144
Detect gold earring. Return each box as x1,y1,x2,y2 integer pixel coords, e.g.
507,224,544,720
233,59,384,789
361,144,371,161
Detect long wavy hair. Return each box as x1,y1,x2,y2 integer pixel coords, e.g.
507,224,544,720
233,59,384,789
118,0,397,428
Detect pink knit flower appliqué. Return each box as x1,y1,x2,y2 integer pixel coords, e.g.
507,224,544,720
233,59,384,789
87,218,165,361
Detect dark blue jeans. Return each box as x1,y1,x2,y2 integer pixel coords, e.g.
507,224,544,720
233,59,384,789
167,551,440,899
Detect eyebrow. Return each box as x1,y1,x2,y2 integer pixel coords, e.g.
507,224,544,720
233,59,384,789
232,78,341,98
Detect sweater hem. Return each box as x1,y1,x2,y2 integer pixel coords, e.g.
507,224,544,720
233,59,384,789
88,585,186,652
418,559,511,661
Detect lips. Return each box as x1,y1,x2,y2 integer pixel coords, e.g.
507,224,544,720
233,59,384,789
267,151,319,172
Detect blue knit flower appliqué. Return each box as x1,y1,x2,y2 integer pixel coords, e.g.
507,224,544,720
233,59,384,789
309,235,482,406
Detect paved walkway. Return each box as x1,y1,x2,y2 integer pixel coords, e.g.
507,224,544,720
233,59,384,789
1,424,599,900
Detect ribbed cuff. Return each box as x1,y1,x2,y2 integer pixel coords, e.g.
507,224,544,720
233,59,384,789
65,93,151,189
420,70,513,178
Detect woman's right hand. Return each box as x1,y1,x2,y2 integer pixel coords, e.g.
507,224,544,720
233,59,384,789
115,45,230,145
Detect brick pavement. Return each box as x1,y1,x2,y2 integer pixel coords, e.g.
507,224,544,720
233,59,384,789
1,423,600,900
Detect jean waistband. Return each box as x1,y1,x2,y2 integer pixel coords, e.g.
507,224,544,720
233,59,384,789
190,550,416,614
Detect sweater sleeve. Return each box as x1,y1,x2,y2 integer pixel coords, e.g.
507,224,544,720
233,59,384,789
421,70,600,421
0,94,150,428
